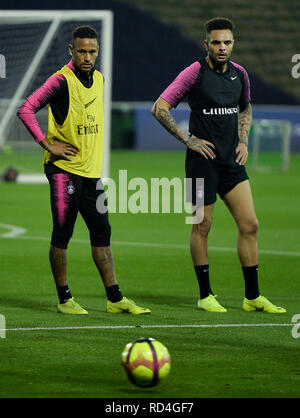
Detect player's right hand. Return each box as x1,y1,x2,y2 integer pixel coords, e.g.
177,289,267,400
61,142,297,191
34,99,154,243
45,140,78,161
186,136,216,159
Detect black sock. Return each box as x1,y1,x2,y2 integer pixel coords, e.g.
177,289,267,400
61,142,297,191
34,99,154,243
56,284,72,304
105,284,123,302
242,265,259,300
194,265,213,299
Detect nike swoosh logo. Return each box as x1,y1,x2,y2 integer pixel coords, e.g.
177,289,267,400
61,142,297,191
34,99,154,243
231,76,237,80
84,96,97,108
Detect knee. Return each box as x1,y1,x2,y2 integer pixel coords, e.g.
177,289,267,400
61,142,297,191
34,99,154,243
239,217,259,236
51,228,73,249
192,216,213,238
90,223,111,247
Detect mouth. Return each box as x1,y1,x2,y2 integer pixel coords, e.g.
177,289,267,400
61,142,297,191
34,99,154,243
217,54,227,59
82,63,92,70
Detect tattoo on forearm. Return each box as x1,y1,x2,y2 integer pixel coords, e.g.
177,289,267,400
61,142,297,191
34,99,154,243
154,106,188,144
239,139,248,146
186,136,204,151
238,103,252,146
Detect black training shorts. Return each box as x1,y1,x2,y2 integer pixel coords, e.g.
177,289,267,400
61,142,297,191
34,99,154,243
185,154,249,206
46,167,111,249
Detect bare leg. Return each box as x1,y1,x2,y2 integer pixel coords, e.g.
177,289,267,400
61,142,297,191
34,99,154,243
190,204,217,300
92,246,118,288
49,245,67,287
223,180,259,300
223,180,259,267
190,204,214,265
49,245,118,288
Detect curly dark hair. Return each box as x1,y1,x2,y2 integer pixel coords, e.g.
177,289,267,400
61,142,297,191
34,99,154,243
72,25,98,45
205,17,234,34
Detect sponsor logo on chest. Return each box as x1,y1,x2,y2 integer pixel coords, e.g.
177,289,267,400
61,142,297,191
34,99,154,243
203,107,238,115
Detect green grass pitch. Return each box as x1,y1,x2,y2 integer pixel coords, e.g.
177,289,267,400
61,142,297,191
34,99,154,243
0,149,300,398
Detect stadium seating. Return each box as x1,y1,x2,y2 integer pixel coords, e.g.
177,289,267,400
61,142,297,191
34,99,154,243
1,0,298,104
119,0,300,103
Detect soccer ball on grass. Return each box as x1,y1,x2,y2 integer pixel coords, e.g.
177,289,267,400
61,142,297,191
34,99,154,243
121,337,171,387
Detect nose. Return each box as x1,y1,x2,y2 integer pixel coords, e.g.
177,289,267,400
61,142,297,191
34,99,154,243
84,53,91,62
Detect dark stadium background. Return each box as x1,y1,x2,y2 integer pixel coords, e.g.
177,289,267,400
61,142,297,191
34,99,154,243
2,0,299,153
1,1,300,400
3,0,299,105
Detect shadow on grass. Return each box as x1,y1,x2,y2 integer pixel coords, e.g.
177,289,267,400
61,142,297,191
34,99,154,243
0,295,55,312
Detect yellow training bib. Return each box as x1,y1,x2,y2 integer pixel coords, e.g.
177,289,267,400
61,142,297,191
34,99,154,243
44,65,104,178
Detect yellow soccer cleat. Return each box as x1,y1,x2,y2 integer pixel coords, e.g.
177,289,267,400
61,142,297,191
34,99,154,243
57,297,88,315
243,295,286,313
107,297,151,314
197,294,227,312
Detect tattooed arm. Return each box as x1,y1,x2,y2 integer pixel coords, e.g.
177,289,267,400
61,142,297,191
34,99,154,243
151,97,216,159
238,103,252,146
236,103,252,165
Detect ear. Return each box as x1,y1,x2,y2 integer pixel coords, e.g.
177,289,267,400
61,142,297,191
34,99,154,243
68,44,73,57
204,39,208,51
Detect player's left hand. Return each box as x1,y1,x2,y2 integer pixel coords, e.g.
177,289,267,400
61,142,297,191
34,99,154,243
236,142,248,165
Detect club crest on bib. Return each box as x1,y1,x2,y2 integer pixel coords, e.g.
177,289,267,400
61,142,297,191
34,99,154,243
67,182,75,195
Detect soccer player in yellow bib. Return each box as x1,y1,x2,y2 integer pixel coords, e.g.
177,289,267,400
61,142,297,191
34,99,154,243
17,26,150,315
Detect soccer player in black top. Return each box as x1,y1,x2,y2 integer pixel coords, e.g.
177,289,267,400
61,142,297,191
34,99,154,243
152,17,286,313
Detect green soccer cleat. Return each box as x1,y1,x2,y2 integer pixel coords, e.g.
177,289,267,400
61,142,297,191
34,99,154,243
106,297,151,314
243,295,286,313
197,294,227,312
57,297,88,315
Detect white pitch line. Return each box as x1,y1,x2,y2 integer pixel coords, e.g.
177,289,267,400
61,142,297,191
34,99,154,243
1,323,293,333
2,234,300,257
0,223,27,238
0,223,299,257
